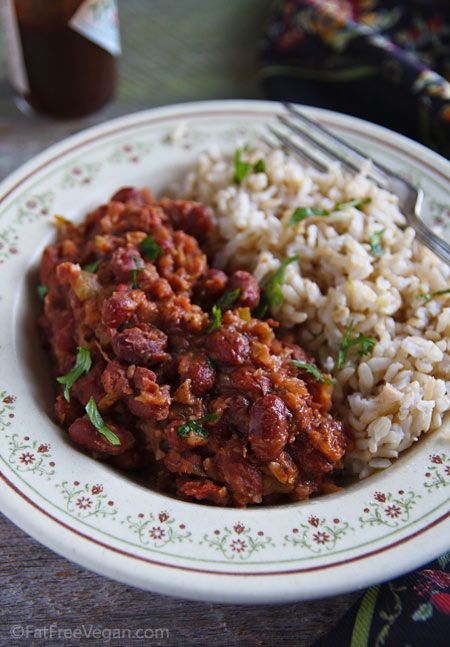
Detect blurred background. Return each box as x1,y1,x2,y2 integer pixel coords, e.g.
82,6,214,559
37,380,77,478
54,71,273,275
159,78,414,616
0,1,272,179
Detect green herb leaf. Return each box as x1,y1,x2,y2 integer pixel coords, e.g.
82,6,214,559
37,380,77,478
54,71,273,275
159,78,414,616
57,347,92,402
290,360,334,385
82,259,102,273
337,320,376,369
369,229,385,257
176,413,220,439
216,288,241,310
254,256,298,318
233,148,251,184
289,206,330,224
418,288,450,302
206,356,216,370
254,159,266,173
139,235,164,261
85,396,121,446
334,197,372,211
37,284,48,300
206,305,222,333
131,257,145,289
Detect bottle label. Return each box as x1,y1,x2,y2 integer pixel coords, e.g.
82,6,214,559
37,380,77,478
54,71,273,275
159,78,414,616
0,0,29,94
69,0,121,56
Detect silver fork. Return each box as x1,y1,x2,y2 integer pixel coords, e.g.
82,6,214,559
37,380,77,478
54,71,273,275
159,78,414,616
265,103,450,266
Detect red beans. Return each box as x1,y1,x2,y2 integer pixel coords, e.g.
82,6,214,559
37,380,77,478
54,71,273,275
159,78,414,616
229,367,270,398
111,324,168,365
111,187,146,204
71,364,106,406
40,186,351,507
248,394,289,461
130,366,157,390
206,329,250,366
159,197,214,243
194,269,228,306
101,361,132,398
177,479,229,505
228,270,260,309
217,439,263,506
178,353,215,396
110,246,143,282
102,290,145,328
127,383,171,420
68,416,133,455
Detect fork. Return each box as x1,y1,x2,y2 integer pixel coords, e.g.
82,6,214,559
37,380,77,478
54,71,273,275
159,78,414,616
265,103,450,266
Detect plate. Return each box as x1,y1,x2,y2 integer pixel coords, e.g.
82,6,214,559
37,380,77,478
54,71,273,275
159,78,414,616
0,100,449,604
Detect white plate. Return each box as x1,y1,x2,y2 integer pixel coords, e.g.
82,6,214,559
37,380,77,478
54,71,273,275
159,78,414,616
0,100,449,604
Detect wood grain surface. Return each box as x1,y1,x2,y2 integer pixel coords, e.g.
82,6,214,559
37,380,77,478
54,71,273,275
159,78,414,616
0,2,362,645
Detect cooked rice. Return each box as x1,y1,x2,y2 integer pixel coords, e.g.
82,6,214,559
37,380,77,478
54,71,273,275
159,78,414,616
173,146,450,478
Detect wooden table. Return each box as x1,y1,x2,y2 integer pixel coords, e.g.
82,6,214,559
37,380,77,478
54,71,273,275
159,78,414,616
0,2,360,644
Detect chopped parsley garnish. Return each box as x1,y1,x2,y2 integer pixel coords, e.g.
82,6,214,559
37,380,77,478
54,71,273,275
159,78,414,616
334,197,371,211
206,305,222,333
216,288,241,310
418,288,450,302
289,206,330,224
289,198,371,225
233,148,251,184
85,396,121,446
290,360,334,385
369,229,385,257
253,256,298,319
206,356,216,370
176,413,220,439
140,235,164,261
83,259,102,273
131,257,144,289
254,159,266,173
37,284,48,300
57,346,92,402
337,320,376,369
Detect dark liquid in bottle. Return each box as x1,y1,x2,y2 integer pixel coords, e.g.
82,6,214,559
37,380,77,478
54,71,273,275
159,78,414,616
15,1,117,118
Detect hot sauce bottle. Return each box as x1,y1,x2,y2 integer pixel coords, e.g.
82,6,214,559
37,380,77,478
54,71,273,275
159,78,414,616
0,0,121,118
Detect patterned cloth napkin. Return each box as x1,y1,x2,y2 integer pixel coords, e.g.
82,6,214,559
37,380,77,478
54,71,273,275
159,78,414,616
314,552,450,646
260,0,450,158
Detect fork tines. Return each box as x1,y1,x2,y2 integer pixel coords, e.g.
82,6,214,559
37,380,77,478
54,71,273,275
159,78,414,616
270,103,390,188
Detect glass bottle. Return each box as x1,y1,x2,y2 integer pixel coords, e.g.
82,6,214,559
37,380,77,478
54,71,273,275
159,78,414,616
0,0,121,118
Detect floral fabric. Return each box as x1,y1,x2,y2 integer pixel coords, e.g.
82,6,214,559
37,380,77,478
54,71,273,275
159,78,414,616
314,553,450,646
260,0,450,158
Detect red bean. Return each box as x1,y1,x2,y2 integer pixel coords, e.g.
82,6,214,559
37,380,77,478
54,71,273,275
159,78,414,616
177,479,229,505
216,439,263,506
110,246,143,282
229,367,271,398
127,384,171,420
71,363,106,406
206,329,250,366
54,394,83,426
101,361,132,397
101,290,145,328
111,187,145,204
194,269,228,306
130,366,157,390
178,353,215,396
159,197,214,243
68,416,133,455
248,394,289,461
111,324,168,364
228,270,260,309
